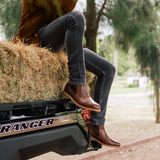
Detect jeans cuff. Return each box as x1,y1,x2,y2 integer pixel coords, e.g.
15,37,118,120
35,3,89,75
90,121,104,126
68,80,86,85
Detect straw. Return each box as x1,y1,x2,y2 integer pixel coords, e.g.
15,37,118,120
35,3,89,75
0,40,94,103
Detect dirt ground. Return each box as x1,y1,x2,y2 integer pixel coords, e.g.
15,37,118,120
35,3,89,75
30,104,160,160
103,139,160,160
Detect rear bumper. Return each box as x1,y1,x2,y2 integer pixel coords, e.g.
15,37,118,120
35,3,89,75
0,123,89,160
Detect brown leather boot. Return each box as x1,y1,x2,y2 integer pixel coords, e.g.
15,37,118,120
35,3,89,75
63,83,100,112
90,124,121,148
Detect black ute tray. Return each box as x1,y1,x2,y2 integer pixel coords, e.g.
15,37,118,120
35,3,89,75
0,99,71,111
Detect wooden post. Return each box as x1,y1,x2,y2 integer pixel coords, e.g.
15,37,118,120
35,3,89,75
155,85,160,123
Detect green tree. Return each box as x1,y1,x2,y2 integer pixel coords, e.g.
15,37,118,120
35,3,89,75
110,0,160,123
97,36,137,76
0,0,22,39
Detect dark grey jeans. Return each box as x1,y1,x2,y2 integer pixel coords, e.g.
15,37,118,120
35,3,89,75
38,11,115,126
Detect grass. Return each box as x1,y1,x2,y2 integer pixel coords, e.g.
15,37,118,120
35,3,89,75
110,86,153,95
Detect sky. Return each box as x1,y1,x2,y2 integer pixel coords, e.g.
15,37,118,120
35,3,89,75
0,27,5,41
75,0,86,12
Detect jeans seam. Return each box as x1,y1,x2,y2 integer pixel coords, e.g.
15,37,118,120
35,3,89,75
85,60,106,125
69,14,84,81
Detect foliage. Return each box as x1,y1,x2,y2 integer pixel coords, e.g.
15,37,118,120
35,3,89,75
109,0,160,122
109,0,157,51
128,83,139,88
119,82,127,85
136,45,160,84
0,0,22,39
97,36,138,76
109,0,160,84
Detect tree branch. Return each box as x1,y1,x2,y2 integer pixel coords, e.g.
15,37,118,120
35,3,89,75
96,0,108,28
102,12,114,20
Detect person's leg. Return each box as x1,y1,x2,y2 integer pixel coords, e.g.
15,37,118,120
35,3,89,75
38,11,100,112
84,48,121,147
84,48,115,125
38,11,86,85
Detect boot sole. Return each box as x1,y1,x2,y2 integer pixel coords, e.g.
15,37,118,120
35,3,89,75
63,91,101,112
91,136,121,148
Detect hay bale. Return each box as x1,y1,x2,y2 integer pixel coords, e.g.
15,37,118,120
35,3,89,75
0,40,94,103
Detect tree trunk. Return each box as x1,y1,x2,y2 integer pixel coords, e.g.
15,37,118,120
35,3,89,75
85,0,98,98
85,0,97,52
155,85,160,123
